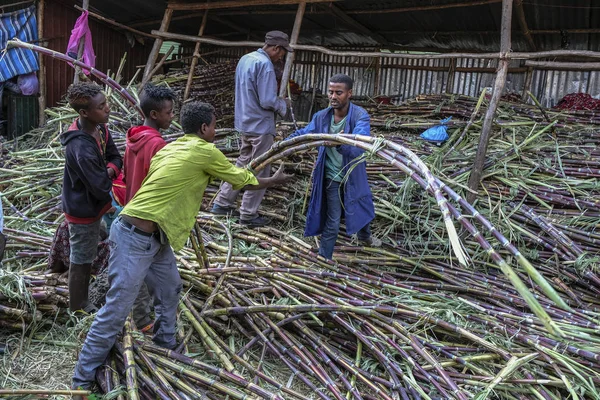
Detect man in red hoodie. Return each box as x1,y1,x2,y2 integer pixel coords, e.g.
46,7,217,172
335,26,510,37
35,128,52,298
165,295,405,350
124,84,175,203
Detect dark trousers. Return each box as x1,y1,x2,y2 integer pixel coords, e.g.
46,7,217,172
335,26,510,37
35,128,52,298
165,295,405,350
318,179,371,259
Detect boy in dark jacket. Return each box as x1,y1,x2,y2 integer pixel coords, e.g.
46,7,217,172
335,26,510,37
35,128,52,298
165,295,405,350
287,74,381,259
61,82,122,312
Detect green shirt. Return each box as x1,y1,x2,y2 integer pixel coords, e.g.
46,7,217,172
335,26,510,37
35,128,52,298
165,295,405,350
122,134,258,251
325,115,347,182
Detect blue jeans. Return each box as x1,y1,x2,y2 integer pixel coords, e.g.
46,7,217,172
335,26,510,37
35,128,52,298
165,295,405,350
318,179,371,259
72,217,182,389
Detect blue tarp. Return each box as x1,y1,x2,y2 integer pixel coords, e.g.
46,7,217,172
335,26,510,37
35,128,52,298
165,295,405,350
0,5,39,82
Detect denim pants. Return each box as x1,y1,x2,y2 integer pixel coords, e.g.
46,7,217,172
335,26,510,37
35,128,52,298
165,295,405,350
214,133,274,220
319,179,371,260
72,217,182,389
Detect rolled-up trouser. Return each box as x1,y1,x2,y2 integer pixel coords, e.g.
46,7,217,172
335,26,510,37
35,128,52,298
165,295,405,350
72,216,182,389
68,220,102,264
214,133,274,220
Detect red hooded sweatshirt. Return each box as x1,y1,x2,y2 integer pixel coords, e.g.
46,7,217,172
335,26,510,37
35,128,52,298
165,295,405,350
124,126,167,204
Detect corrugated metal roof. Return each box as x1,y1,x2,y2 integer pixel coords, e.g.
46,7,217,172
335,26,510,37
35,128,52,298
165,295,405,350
4,0,600,53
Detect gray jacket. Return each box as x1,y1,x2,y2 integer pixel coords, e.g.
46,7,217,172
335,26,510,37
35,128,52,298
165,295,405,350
234,48,287,135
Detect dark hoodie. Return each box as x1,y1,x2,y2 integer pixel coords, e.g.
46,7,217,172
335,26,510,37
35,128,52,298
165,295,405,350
123,125,166,204
61,121,123,223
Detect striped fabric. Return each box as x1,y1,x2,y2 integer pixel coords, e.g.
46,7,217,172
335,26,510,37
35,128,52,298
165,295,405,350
0,5,39,82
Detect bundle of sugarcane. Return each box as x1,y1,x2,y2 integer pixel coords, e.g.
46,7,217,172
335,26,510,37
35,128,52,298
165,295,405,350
0,269,67,331
153,61,237,125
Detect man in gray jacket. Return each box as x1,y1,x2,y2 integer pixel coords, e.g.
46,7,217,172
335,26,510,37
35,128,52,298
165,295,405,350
211,31,291,227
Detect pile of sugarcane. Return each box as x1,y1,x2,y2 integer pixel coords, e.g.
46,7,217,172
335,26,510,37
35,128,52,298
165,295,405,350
154,61,237,125
3,79,600,398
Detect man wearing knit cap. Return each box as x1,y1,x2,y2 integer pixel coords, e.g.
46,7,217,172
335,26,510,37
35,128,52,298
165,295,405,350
211,30,292,227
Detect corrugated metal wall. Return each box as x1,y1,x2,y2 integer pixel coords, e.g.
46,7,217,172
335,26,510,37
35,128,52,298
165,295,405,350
43,0,152,107
203,45,600,108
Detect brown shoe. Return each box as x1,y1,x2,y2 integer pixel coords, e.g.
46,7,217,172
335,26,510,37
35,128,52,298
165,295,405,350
358,237,382,247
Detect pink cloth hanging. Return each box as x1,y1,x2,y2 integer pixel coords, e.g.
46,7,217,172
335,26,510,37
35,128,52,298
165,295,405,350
66,10,95,74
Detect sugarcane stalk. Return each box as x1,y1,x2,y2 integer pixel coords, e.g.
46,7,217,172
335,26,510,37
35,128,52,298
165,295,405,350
6,39,144,118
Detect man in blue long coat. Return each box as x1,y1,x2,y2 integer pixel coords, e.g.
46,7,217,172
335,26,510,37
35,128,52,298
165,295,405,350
287,74,381,259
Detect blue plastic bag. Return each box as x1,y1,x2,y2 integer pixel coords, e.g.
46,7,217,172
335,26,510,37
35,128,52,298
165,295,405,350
420,116,451,144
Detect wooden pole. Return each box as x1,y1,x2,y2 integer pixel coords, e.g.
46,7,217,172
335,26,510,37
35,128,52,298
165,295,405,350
37,0,45,126
143,7,173,82
141,45,174,87
514,0,535,51
73,0,89,84
184,11,208,101
74,5,158,39
521,66,533,100
466,0,513,204
153,30,600,61
279,2,306,98
373,55,382,96
168,0,334,11
308,51,322,117
524,60,600,70
446,58,457,93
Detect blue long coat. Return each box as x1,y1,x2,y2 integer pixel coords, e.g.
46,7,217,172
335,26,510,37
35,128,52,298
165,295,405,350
288,103,376,237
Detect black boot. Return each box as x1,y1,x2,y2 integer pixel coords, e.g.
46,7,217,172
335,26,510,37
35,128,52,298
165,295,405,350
69,263,97,313
0,232,6,263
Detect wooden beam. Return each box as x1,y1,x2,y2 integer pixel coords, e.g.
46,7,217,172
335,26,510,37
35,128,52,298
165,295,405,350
209,15,262,41
143,8,173,82
279,2,306,98
348,0,502,14
467,0,513,203
75,5,158,39
184,11,209,101
446,58,457,94
514,0,536,51
521,66,533,101
130,12,204,28
328,4,390,46
200,0,500,15
142,45,174,87
525,60,600,70
373,55,382,95
73,0,89,84
168,0,337,11
37,0,45,127
152,30,600,60
1,0,34,10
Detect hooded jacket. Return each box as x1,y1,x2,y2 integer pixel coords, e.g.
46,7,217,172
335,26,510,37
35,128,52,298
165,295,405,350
287,103,375,236
123,125,166,204
61,120,122,223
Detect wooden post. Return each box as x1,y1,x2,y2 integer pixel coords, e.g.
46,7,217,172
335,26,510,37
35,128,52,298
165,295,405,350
373,54,382,96
521,66,533,100
143,7,173,82
184,11,208,101
515,0,535,51
37,0,46,126
278,1,306,98
73,0,89,84
141,45,174,87
446,58,457,93
466,0,513,204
